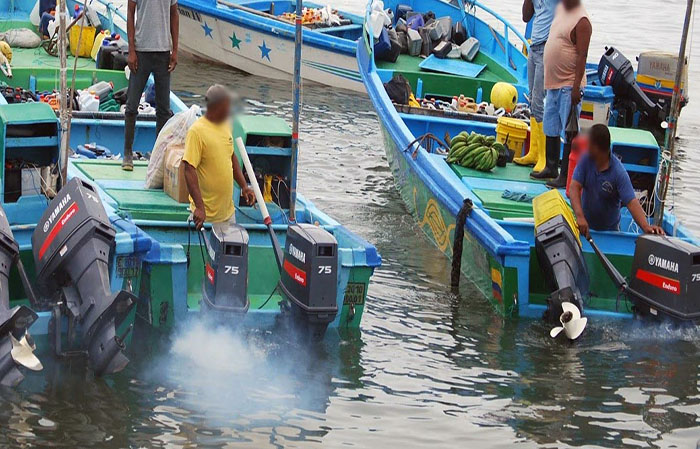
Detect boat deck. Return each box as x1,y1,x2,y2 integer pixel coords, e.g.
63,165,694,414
376,53,519,100
72,160,191,221
449,161,549,219
0,20,130,92
11,46,99,71
71,159,288,312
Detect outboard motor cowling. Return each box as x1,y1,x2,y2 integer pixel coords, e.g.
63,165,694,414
629,235,700,321
535,215,589,322
279,224,338,337
32,178,135,376
0,207,41,386
598,47,664,124
201,224,250,315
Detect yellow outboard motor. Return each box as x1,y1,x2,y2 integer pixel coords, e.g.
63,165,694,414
533,191,589,324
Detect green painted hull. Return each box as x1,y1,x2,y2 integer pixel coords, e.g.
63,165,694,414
68,159,379,334
381,126,519,316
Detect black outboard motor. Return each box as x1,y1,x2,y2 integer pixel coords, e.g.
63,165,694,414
0,207,41,386
279,224,338,338
201,224,250,315
535,215,589,322
32,178,136,376
590,234,700,322
598,47,665,126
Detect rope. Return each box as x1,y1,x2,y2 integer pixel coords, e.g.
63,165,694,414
403,133,450,159
450,198,473,289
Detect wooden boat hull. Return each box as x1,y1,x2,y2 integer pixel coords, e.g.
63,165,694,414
177,0,364,92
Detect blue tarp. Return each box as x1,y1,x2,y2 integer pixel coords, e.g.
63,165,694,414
418,55,486,78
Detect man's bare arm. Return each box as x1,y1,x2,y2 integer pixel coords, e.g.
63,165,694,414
127,1,138,72
627,198,664,235
571,18,592,104
183,161,206,228
569,180,590,237
232,154,255,205
169,3,179,72
522,0,535,23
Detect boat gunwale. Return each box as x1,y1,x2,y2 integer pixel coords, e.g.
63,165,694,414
178,0,361,56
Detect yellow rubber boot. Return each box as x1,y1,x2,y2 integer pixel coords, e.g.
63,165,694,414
513,118,541,166
531,119,548,173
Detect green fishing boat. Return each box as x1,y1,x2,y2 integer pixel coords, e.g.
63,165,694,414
0,0,379,385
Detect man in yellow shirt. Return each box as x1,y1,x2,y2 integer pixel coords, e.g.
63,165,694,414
183,85,255,230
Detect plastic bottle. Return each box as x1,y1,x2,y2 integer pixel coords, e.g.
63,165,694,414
91,29,111,60
80,94,100,112
86,81,113,101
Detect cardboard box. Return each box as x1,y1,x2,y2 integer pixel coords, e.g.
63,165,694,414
164,144,189,203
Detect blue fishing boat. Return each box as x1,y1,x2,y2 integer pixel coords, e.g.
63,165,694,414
359,0,698,324
177,0,366,91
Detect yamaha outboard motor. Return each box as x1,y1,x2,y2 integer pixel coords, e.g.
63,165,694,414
535,215,589,322
279,224,338,338
598,47,664,126
201,224,250,315
590,234,700,322
0,207,42,386
32,178,136,376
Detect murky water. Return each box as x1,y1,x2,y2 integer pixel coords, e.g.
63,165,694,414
2,1,700,447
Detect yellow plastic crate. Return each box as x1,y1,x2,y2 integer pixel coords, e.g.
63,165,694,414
532,190,580,244
70,25,96,58
496,117,528,157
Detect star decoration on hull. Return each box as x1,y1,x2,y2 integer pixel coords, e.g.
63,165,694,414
202,22,213,38
230,32,241,49
259,41,271,61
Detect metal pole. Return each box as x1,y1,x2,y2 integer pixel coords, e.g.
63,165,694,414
58,0,70,185
654,0,693,226
289,0,302,223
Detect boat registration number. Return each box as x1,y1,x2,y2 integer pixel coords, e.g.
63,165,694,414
343,282,365,306
178,7,202,23
116,256,140,279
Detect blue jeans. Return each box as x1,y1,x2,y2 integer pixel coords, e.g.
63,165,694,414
543,87,582,138
527,42,546,122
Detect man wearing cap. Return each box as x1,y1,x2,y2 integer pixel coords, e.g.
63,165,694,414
122,0,179,171
183,85,255,231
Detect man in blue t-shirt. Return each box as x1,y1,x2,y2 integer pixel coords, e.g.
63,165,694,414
569,124,664,237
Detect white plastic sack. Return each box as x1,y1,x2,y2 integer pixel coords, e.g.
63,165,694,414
30,1,40,26
369,0,391,38
320,5,341,26
145,105,201,189
0,28,42,48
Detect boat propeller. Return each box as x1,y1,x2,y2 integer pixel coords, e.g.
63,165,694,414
0,204,42,386
549,301,588,341
10,333,42,372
